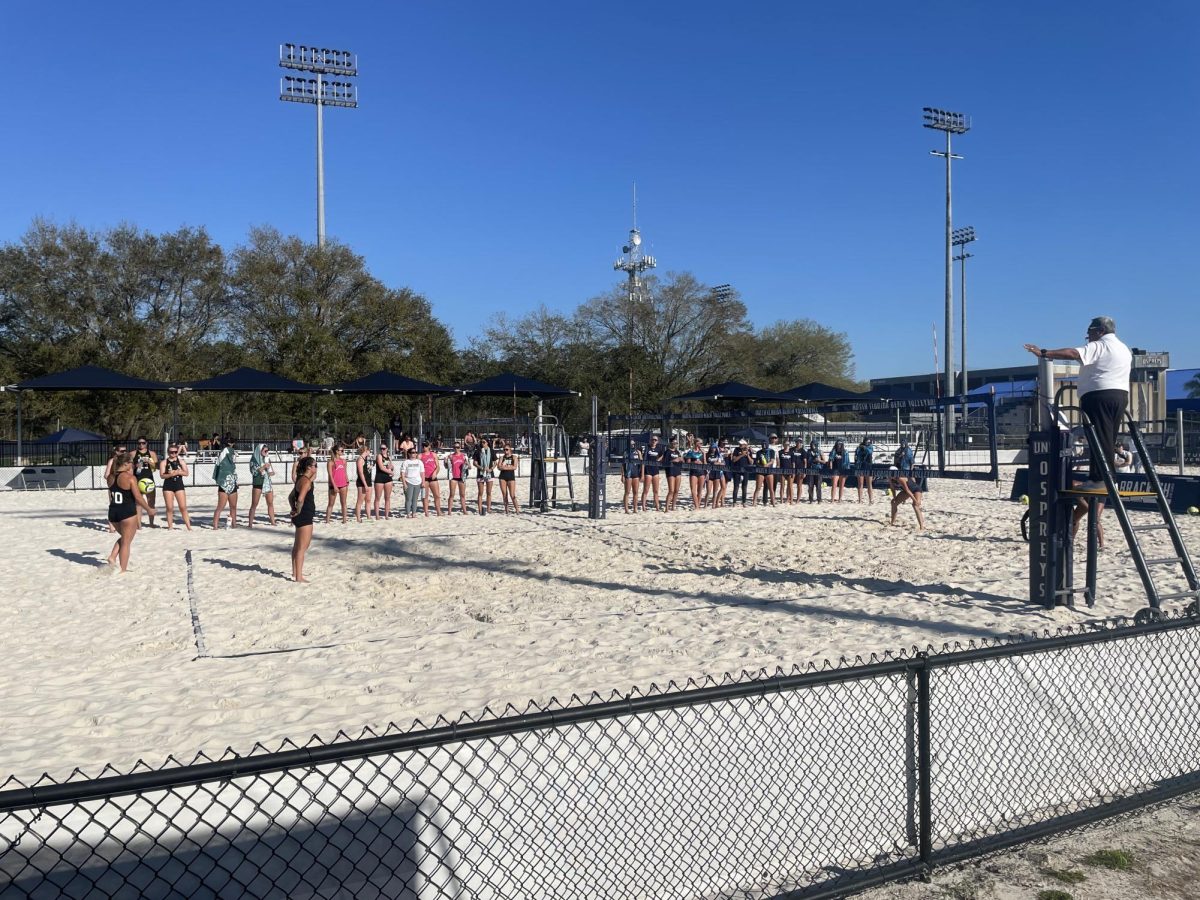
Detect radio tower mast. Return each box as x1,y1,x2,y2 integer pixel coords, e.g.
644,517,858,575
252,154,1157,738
612,185,657,416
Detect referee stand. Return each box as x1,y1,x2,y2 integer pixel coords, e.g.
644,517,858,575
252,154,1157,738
1028,358,1199,619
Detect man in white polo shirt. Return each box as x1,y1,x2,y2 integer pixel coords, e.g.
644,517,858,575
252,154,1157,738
1024,315,1132,490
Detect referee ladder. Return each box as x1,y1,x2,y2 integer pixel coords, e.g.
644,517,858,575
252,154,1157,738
1069,410,1199,621
530,415,577,512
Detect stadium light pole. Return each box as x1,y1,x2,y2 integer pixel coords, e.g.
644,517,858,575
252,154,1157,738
613,194,657,418
279,44,359,248
924,107,970,446
952,226,976,424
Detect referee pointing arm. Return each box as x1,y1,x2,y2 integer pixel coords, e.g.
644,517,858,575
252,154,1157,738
1024,315,1132,489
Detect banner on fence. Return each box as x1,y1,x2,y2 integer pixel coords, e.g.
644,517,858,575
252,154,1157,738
1011,468,1200,514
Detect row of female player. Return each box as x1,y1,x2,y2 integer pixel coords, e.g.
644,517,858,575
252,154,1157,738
620,434,924,528
103,435,529,582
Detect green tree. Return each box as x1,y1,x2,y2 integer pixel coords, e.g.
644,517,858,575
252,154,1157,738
731,319,859,391
1186,373,1200,398
0,220,231,437
228,227,457,435
576,273,752,414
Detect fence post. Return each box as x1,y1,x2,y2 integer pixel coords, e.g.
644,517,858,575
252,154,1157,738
916,653,933,878
1180,408,1186,476
904,667,919,848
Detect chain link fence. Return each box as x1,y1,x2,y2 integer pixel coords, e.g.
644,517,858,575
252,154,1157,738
3,614,1200,898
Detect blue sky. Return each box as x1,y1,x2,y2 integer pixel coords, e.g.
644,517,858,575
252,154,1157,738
5,2,1198,381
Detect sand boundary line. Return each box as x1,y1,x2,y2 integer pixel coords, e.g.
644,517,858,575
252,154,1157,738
184,549,209,659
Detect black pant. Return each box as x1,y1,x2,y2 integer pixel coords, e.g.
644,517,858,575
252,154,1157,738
730,472,748,503
1081,389,1128,481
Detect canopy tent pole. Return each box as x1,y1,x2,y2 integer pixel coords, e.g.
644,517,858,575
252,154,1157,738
16,391,23,466
173,390,181,441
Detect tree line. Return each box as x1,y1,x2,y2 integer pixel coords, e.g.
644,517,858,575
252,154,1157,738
0,220,859,439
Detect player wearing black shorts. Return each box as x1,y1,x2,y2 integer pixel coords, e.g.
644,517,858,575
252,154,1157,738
132,438,158,526
664,437,684,511
641,436,664,512
289,456,318,583
158,444,192,530
706,443,726,508
106,452,151,572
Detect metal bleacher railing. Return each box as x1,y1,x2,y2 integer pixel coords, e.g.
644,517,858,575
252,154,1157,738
3,612,1200,898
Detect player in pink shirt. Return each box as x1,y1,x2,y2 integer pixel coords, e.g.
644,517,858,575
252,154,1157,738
419,441,442,516
324,442,349,524
446,441,469,514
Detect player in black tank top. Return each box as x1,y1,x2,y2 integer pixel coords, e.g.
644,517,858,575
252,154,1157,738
108,480,137,523
106,454,151,572
132,438,157,526
159,444,193,530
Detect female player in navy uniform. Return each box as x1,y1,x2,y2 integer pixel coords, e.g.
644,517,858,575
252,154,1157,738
854,437,875,504
889,440,925,530
706,442,727,509
664,437,684,512
641,436,664,513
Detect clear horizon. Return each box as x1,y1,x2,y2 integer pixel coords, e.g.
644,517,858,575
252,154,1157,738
4,1,1198,382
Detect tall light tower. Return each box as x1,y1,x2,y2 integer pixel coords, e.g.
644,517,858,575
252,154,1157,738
612,190,657,417
923,106,970,444
952,226,977,423
279,44,359,247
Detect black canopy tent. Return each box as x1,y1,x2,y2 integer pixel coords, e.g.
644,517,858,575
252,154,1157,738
179,367,326,440
330,371,453,396
180,367,323,393
329,371,457,447
456,372,580,441
861,384,932,401
457,373,579,400
669,380,796,404
5,365,175,464
783,381,865,402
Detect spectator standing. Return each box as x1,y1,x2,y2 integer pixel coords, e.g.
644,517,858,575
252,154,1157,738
400,448,425,518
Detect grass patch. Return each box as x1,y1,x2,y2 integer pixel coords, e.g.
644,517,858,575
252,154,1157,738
1037,891,1074,900
1082,848,1135,870
1042,867,1087,885
1046,868,1094,892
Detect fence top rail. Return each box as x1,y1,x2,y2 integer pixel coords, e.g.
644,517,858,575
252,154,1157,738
1,611,1195,814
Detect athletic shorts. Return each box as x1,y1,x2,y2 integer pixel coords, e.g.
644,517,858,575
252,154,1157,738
217,486,238,495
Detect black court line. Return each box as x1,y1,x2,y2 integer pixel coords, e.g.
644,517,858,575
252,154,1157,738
184,549,209,660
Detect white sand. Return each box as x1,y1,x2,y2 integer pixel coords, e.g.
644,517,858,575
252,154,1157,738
1,475,1197,785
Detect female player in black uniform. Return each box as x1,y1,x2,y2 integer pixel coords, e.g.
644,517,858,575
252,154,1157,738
107,451,152,572
289,456,317,583
354,443,374,522
497,441,520,514
373,444,394,519
132,437,158,526
158,444,192,530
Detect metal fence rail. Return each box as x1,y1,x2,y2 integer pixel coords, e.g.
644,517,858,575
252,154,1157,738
2,614,1200,898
